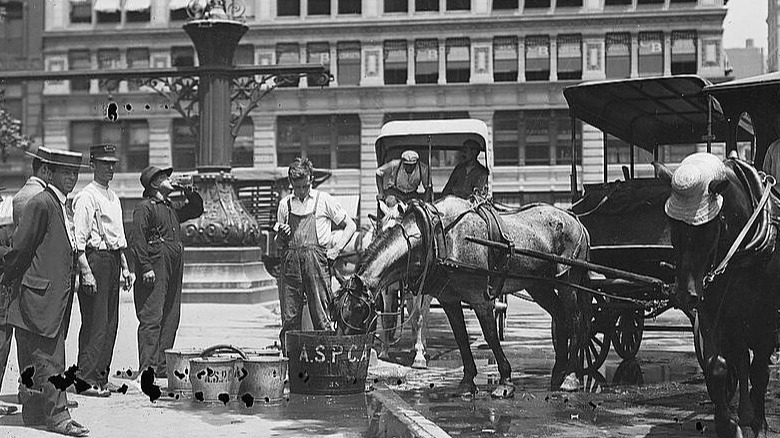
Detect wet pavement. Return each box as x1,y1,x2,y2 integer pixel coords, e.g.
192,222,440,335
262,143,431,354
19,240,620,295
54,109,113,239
0,293,777,437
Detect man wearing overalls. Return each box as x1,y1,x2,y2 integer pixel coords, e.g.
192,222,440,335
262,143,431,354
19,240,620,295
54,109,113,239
275,158,356,353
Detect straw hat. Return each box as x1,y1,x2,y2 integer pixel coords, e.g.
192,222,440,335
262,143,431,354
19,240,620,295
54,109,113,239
665,153,727,226
401,150,419,165
25,146,85,168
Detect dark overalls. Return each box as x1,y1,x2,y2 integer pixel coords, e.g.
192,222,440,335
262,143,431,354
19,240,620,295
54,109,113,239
278,193,333,352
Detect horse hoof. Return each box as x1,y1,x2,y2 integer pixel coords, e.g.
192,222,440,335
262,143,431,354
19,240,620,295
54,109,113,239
559,373,580,392
456,382,477,397
411,358,428,369
491,380,515,399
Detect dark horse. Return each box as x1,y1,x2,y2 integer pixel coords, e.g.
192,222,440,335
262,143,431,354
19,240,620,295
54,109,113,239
657,153,780,438
333,196,591,397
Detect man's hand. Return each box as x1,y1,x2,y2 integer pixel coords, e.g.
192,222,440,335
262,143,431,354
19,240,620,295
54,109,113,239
326,246,341,261
142,270,155,286
81,270,97,295
121,268,134,291
278,223,291,237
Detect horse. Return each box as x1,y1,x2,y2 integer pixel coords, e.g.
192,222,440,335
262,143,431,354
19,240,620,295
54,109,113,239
374,200,433,370
333,196,592,396
656,152,780,438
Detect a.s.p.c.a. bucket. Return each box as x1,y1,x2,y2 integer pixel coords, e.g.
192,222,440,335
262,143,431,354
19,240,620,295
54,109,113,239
285,330,372,395
189,345,246,403
238,356,289,403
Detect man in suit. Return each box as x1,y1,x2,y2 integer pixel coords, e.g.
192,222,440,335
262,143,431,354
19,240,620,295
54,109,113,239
0,147,53,415
2,149,89,437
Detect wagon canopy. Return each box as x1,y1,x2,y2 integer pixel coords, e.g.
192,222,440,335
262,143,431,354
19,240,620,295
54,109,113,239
375,119,489,165
563,75,740,152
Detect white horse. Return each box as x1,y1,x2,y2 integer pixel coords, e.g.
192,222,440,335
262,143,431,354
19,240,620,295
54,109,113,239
375,200,432,370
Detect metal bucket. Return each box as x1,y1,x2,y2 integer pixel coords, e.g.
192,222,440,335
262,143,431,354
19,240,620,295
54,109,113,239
164,347,203,395
285,330,372,395
189,345,247,403
238,356,289,403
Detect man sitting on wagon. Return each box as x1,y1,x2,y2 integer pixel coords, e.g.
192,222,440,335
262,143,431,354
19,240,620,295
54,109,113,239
375,150,431,206
442,139,489,199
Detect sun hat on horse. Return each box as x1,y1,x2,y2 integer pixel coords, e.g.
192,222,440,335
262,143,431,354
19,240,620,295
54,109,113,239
665,152,727,226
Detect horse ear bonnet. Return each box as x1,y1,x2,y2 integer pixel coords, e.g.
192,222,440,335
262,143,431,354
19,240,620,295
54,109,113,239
665,152,727,226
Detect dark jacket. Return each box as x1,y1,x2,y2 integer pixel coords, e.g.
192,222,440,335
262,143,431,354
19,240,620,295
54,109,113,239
2,188,75,338
129,190,203,275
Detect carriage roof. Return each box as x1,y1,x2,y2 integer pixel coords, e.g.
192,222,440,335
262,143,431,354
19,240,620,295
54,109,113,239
563,75,740,153
375,119,489,165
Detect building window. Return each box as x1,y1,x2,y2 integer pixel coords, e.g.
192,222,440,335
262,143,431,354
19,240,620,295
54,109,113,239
446,38,470,83
69,120,150,172
384,41,408,85
672,30,697,75
556,0,582,6
70,0,92,23
126,48,149,91
170,5,188,20
525,0,550,8
525,36,550,81
337,41,361,86
0,1,23,58
670,0,697,3
338,0,360,14
492,0,518,9
604,0,631,5
554,111,581,165
68,50,92,93
276,43,300,87
447,0,470,10
278,0,300,15
308,0,330,15
525,110,551,165
95,0,121,23
97,49,121,92
125,0,151,22
557,34,582,80
171,46,194,67
383,112,470,167
638,32,663,77
385,0,407,12
606,33,631,79
416,0,439,12
234,44,254,66
173,119,198,170
415,39,439,84
493,112,520,166
493,36,518,82
276,115,360,169
233,118,254,168
637,0,664,4
307,42,330,87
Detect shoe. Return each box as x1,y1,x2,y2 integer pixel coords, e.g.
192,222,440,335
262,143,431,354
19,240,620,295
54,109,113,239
67,400,79,409
102,381,123,393
48,419,89,437
78,387,110,398
0,402,18,415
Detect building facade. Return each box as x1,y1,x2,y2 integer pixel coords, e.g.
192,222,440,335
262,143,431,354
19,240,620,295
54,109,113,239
725,38,765,79
37,0,729,224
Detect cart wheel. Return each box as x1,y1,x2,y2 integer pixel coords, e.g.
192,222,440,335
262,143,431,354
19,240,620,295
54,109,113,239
613,310,644,360
494,295,508,341
579,297,614,372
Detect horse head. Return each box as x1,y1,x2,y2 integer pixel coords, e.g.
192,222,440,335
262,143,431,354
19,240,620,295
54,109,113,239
332,275,378,335
656,153,740,311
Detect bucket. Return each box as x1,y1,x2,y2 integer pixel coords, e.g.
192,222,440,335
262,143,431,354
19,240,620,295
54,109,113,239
164,347,203,395
285,330,373,395
189,345,246,403
238,356,289,403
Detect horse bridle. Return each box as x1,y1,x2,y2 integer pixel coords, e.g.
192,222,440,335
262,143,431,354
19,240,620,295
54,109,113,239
333,278,377,334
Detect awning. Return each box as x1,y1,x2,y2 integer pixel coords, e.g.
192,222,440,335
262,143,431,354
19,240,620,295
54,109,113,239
125,0,151,11
169,0,190,10
69,0,90,4
93,0,120,12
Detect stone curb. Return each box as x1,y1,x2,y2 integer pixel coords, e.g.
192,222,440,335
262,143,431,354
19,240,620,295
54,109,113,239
371,383,451,438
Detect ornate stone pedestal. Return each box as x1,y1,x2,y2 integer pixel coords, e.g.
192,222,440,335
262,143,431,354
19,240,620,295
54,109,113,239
180,172,277,304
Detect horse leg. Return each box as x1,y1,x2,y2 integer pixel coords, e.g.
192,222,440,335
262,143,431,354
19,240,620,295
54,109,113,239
440,299,478,396
736,341,755,430
410,294,430,369
558,284,586,392
748,341,773,437
472,300,514,399
377,286,397,361
529,287,568,390
707,354,743,438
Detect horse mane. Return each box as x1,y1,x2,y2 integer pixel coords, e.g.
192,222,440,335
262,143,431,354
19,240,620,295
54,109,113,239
356,223,403,275
725,157,763,210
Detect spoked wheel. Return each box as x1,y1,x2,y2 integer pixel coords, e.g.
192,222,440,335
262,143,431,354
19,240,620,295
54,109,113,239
579,296,615,372
613,310,644,360
692,310,707,372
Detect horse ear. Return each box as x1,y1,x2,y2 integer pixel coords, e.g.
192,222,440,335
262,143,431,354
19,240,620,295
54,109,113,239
379,200,389,215
652,161,673,183
368,213,378,223
396,204,405,215
709,178,730,195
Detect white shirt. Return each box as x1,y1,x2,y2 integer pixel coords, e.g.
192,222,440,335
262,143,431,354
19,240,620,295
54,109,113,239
50,185,76,251
274,189,348,247
73,181,127,251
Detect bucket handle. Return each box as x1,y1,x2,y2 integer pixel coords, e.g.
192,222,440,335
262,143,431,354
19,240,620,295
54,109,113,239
200,344,248,360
